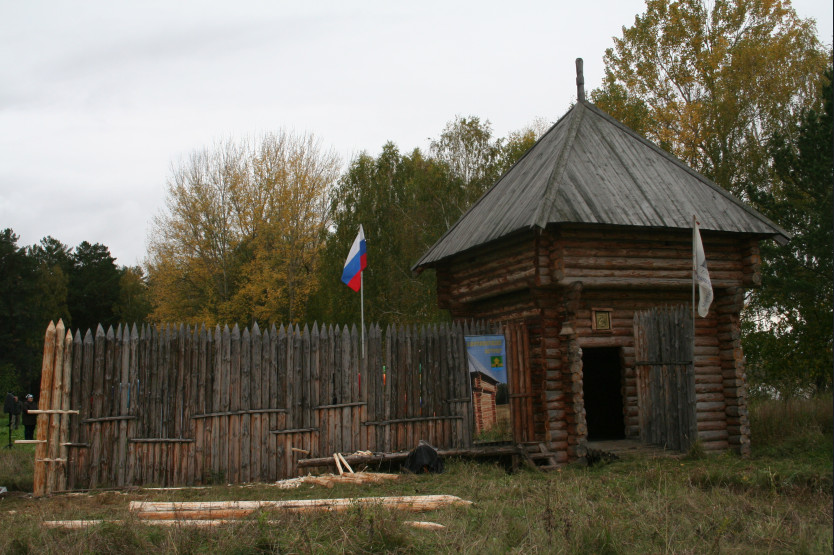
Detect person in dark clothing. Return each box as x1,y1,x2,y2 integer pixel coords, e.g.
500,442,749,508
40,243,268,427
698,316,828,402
4,393,21,430
22,394,37,440
10,395,21,430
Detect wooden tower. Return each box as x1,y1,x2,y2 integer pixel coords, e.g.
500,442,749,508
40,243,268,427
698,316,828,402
413,59,788,462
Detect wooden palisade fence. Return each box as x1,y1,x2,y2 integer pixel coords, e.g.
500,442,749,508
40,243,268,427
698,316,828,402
30,319,491,496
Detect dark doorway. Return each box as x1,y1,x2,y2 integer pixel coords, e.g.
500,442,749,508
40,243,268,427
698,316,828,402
582,347,625,440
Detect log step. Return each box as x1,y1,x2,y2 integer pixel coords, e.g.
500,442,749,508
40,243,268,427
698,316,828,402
518,442,560,470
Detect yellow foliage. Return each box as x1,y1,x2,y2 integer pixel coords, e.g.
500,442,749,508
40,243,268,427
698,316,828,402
147,132,339,326
591,0,828,195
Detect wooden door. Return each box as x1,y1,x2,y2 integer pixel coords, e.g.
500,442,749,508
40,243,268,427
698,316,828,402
633,306,697,451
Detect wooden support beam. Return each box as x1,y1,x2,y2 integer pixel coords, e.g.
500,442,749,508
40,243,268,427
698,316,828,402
129,438,194,443
337,453,354,474
269,427,319,435
82,415,135,423
191,408,288,419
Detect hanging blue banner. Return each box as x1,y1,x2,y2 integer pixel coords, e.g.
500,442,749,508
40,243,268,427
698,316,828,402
465,335,507,383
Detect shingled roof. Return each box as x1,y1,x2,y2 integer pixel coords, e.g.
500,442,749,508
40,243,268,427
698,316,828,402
413,93,789,271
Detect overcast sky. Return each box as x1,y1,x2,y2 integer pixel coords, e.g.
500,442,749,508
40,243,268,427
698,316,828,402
1,1,831,267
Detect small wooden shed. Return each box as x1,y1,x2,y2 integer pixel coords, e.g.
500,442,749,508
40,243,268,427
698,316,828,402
413,60,788,462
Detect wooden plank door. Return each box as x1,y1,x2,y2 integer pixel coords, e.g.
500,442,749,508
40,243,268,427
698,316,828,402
633,306,697,451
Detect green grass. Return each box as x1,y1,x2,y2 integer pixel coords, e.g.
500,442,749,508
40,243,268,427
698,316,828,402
0,399,830,554
0,414,35,491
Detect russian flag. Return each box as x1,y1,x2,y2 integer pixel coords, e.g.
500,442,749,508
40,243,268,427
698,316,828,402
341,225,367,292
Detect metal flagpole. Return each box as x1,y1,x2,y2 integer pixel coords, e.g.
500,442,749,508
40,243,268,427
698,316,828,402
360,269,365,358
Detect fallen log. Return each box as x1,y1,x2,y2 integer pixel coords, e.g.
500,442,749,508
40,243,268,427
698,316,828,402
296,472,398,488
135,509,256,520
43,519,446,530
297,445,520,469
43,519,233,529
130,494,472,518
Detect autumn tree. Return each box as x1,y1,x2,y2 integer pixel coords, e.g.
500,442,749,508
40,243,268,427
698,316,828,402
500,117,550,172
147,131,339,326
591,0,828,197
233,133,338,323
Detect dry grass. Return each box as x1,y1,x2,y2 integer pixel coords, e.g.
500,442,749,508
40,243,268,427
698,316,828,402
0,400,831,554
749,394,833,458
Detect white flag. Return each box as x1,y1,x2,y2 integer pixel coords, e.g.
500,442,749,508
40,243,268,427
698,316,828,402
693,220,713,317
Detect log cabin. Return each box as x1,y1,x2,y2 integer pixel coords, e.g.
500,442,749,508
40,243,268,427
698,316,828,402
412,59,789,463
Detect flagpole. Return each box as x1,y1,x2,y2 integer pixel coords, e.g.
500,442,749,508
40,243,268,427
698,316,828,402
341,224,367,359
691,215,698,446
691,215,697,363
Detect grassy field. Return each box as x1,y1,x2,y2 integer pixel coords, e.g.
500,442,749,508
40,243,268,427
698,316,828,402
0,397,830,554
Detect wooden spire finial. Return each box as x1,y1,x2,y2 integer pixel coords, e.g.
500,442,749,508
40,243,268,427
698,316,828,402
575,58,585,102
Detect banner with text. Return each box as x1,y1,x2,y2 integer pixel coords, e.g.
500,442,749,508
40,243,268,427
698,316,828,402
465,335,507,384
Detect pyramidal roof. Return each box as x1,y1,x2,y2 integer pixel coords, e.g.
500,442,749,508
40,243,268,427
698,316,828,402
414,95,789,270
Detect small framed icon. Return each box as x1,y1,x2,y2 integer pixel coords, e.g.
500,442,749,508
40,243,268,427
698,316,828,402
592,308,613,332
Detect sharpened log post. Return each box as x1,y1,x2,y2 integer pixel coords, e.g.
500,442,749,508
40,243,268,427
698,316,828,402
57,327,73,492
45,320,66,495
33,321,59,497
